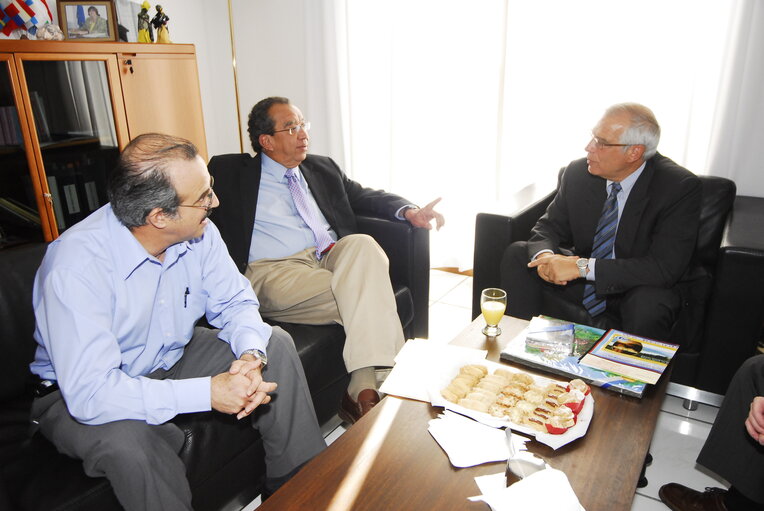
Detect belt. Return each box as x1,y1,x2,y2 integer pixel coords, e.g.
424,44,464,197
33,379,59,398
321,242,336,256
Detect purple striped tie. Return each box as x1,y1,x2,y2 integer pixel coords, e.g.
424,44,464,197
582,182,622,317
285,168,334,258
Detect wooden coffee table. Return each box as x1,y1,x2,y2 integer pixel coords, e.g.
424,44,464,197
259,315,668,511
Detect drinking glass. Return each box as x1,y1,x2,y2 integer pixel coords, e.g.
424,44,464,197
480,288,507,337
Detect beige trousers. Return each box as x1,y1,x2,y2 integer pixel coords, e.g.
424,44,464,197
245,234,405,372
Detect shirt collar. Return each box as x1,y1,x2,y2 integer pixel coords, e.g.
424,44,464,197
105,205,191,280
262,153,301,184
608,161,646,195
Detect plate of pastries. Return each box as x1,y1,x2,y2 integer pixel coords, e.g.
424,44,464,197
430,361,594,449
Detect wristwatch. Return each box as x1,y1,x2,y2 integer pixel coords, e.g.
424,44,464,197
241,349,267,366
576,258,589,278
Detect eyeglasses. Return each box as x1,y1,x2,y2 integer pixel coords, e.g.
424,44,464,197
272,121,311,136
589,134,633,150
178,176,215,212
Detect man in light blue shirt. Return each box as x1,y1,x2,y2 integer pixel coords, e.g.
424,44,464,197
29,133,325,510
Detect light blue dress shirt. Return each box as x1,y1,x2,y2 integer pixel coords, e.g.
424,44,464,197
249,154,338,261
30,205,272,425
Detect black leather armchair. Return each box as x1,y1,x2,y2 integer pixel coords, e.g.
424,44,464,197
472,173,744,394
0,216,428,510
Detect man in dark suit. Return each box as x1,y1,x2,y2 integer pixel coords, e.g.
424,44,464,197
500,103,702,341
659,355,764,510
209,97,443,424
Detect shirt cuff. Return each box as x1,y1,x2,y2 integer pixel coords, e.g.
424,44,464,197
586,258,596,281
531,249,554,261
395,204,418,221
173,377,212,413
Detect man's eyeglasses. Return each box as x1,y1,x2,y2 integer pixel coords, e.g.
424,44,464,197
273,121,311,136
589,134,633,150
178,176,215,212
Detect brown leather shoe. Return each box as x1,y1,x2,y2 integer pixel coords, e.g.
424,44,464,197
659,483,728,511
338,389,380,424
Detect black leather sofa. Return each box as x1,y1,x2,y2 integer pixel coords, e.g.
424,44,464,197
0,216,429,511
471,172,764,397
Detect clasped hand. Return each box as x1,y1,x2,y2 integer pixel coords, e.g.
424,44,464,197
211,354,277,420
527,254,581,285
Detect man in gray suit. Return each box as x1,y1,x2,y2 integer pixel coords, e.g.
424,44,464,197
501,103,702,341
659,355,764,510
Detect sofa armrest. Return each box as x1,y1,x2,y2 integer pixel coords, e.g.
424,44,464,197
695,196,764,394
356,216,430,339
471,191,556,318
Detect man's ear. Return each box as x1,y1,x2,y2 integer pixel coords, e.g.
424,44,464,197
145,207,168,229
627,144,645,162
259,134,272,152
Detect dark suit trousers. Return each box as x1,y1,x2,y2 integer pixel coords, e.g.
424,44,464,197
500,241,680,341
697,355,764,503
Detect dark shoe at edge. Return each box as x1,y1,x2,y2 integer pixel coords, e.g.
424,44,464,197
338,389,380,424
659,483,728,511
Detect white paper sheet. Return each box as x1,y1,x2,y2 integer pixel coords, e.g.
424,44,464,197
470,468,585,511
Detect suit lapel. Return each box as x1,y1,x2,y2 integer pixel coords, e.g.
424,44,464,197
615,161,653,256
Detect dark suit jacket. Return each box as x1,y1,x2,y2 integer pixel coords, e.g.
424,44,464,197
208,153,411,273
527,153,702,296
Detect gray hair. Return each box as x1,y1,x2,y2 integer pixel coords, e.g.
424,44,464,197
604,103,660,160
107,133,198,228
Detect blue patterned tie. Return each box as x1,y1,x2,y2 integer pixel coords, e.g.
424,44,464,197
582,182,622,317
285,168,335,258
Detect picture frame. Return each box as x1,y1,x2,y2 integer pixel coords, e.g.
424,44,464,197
57,1,118,42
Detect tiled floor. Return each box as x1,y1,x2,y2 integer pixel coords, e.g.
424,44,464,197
245,270,729,510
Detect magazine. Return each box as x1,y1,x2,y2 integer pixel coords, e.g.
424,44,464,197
500,316,649,398
578,329,678,385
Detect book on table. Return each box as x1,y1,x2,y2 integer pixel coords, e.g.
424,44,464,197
500,316,657,398
578,329,678,385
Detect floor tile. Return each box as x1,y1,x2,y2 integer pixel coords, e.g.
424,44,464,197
429,269,468,304
439,274,474,309
428,301,474,344
630,492,667,511
637,412,727,503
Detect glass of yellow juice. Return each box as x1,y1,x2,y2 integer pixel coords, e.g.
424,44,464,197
480,288,507,337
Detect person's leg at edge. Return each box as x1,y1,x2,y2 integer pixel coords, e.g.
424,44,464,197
31,393,191,511
660,355,764,510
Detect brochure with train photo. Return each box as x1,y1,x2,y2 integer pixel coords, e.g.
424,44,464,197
578,330,678,385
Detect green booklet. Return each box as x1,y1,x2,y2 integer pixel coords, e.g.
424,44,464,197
500,316,649,398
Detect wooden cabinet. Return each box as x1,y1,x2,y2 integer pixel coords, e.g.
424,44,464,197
0,41,207,247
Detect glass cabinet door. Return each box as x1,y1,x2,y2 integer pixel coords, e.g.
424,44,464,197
0,55,44,248
22,58,120,235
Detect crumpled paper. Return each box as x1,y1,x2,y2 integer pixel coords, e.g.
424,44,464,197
470,468,585,511
427,411,530,467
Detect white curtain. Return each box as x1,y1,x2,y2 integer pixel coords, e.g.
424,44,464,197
322,0,737,270
707,0,764,198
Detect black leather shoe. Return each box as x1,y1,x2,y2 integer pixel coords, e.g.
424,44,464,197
338,389,380,424
659,483,728,511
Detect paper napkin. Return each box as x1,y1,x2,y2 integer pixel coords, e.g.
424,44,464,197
470,468,585,511
427,411,530,468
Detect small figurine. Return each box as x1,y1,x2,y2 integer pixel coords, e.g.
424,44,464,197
151,4,171,44
137,1,153,43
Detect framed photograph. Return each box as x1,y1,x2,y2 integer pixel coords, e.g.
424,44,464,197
58,1,118,42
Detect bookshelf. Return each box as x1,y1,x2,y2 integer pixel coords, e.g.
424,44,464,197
0,41,207,247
